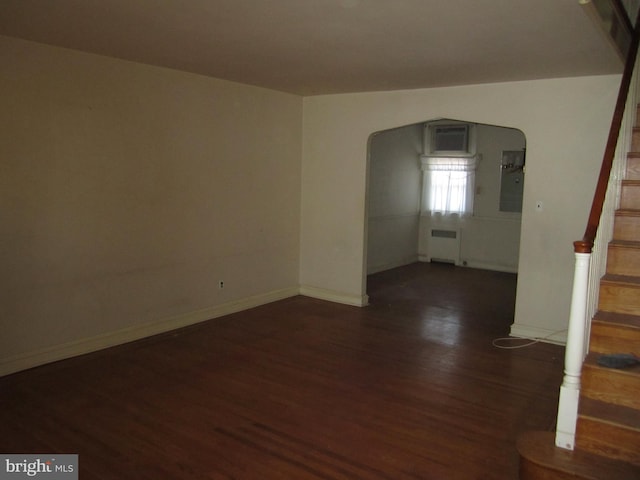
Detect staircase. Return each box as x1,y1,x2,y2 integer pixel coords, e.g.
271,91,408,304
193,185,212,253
516,115,640,479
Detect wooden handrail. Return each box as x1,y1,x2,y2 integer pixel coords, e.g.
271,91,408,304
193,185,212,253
612,0,634,37
575,8,640,255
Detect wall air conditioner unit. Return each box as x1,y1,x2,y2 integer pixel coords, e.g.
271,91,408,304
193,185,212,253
428,228,461,265
432,124,469,153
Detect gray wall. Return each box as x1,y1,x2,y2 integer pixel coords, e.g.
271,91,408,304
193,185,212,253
366,124,422,274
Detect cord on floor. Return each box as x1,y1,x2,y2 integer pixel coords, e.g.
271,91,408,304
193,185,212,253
492,329,568,349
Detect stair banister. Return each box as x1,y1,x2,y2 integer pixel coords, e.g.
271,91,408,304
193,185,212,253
555,5,640,451
556,252,592,450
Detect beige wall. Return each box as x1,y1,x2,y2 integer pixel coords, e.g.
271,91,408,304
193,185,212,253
0,36,302,374
0,34,623,374
300,75,619,340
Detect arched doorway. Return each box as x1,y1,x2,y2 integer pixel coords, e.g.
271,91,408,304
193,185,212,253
365,119,526,296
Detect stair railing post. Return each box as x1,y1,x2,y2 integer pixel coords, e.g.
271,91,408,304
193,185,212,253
555,249,591,450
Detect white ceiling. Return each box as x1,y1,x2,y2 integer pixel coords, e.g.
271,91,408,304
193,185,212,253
0,0,623,96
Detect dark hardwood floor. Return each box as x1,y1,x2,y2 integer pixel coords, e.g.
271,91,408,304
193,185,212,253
0,262,564,479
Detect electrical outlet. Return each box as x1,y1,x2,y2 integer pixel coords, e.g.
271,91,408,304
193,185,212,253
219,281,224,289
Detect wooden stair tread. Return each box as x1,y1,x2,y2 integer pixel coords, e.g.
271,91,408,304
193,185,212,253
585,352,640,377
622,179,640,186
615,209,640,216
589,312,640,356
606,241,640,277
579,397,640,431
599,276,640,316
593,311,640,329
582,353,640,409
601,274,640,286
517,431,640,480
609,239,640,249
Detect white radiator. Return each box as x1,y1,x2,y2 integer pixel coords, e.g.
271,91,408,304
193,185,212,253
427,228,461,265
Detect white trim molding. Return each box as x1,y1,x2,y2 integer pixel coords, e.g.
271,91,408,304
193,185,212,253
299,285,369,307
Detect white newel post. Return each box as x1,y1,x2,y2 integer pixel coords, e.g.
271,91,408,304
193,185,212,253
555,251,591,450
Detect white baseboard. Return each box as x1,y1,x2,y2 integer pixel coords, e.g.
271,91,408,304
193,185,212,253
418,257,518,274
461,260,518,274
0,287,299,377
299,285,369,307
367,255,419,275
509,323,568,345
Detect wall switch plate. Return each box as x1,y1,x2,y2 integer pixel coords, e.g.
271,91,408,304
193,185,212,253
535,201,543,212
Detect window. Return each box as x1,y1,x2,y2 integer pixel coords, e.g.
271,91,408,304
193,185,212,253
421,156,478,215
